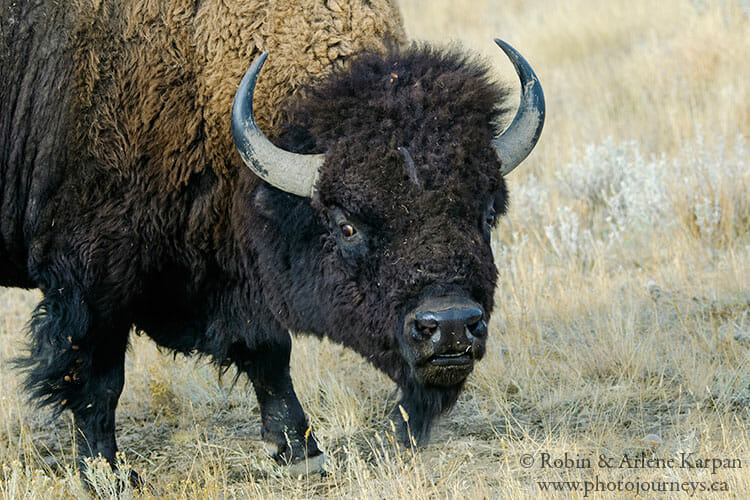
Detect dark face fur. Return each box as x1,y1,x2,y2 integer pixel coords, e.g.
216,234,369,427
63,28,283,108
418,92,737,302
243,47,510,441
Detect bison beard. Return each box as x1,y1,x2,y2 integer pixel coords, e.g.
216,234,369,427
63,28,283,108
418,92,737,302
1,2,544,481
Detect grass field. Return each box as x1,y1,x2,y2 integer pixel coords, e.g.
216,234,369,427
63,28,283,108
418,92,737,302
1,0,748,498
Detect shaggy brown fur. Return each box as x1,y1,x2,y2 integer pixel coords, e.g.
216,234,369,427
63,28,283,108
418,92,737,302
69,0,405,184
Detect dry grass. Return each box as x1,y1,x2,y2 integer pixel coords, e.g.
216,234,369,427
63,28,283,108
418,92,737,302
2,0,749,498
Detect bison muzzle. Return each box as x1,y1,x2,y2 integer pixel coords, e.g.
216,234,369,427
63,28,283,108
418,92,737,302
402,295,486,387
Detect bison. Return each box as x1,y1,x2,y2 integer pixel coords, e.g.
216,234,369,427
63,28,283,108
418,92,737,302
0,0,544,481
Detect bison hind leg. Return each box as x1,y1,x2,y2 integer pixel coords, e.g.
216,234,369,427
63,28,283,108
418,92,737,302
15,287,133,484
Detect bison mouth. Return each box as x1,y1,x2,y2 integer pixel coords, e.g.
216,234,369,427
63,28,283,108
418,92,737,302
427,348,473,366
400,295,487,387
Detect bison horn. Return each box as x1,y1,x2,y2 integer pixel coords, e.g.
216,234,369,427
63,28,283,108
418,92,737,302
232,52,325,197
492,39,546,176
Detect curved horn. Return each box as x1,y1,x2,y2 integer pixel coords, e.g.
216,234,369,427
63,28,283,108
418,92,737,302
492,39,546,176
232,52,325,197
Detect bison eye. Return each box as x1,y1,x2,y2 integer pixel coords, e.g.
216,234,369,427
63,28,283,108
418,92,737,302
340,223,357,239
485,209,496,227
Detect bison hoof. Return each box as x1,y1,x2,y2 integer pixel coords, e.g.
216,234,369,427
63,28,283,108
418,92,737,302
263,441,328,476
263,441,328,475
286,452,328,476
127,469,149,491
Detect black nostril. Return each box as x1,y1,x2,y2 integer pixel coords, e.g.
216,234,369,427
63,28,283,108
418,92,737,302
467,318,487,338
414,313,440,339
460,309,484,338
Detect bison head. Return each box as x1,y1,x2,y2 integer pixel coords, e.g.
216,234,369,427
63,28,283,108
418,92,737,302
232,40,544,444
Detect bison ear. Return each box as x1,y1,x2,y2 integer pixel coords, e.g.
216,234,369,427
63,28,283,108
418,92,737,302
252,185,277,219
276,124,319,155
493,185,509,217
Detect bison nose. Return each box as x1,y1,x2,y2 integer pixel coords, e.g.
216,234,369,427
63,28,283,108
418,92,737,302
415,308,483,340
410,297,486,359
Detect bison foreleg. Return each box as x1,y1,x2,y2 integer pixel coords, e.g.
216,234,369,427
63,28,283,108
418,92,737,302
229,331,325,474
